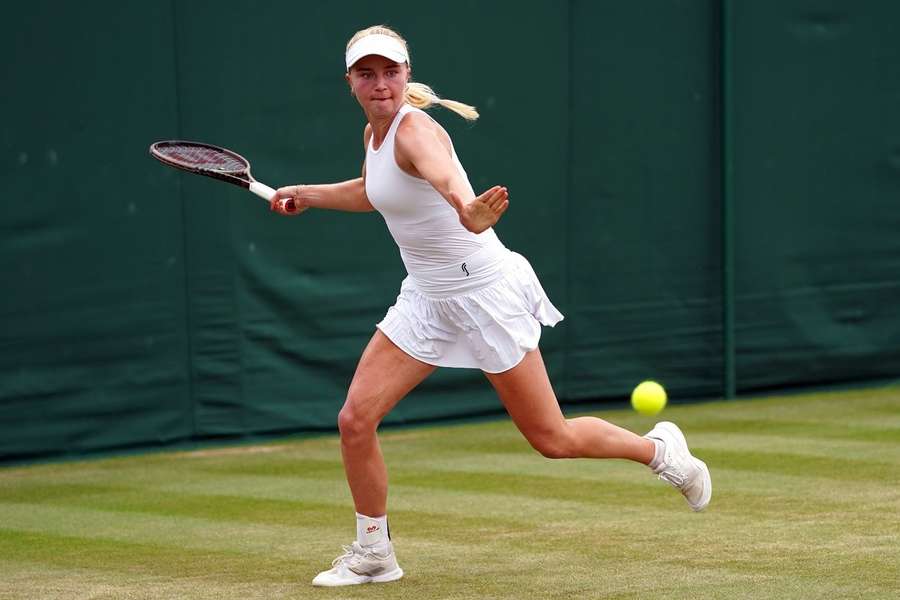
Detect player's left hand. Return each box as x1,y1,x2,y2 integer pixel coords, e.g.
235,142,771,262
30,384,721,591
449,185,509,234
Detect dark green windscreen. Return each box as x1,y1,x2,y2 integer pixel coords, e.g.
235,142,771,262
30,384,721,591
2,1,898,462
732,1,900,389
567,1,723,400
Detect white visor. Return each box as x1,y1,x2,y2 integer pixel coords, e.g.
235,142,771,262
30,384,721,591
345,34,409,71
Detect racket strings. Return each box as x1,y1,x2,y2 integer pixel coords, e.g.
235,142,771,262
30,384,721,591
157,143,247,173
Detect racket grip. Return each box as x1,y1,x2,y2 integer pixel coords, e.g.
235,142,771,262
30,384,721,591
249,181,296,211
249,181,276,201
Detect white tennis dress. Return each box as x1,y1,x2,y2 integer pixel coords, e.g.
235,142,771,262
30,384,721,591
367,104,563,373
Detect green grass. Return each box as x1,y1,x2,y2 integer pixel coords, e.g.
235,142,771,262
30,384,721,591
2,386,899,599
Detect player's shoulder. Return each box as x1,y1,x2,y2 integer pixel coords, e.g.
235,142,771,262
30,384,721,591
363,123,373,149
396,109,448,147
398,108,439,133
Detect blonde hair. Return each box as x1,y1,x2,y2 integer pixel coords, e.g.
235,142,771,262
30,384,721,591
346,25,479,121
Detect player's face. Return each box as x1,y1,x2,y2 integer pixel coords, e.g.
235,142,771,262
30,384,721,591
346,55,409,119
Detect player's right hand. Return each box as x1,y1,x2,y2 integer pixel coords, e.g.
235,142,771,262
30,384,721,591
270,185,307,216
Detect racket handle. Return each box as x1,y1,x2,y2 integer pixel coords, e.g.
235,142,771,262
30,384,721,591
249,180,276,201
249,181,296,211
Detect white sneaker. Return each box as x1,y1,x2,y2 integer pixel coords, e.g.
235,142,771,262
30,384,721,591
311,542,404,587
645,421,712,511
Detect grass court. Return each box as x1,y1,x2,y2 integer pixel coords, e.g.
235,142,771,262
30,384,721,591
2,386,898,599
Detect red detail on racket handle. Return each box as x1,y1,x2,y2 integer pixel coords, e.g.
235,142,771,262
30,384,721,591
285,199,296,212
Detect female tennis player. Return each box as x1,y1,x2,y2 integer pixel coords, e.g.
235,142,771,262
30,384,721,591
270,25,712,587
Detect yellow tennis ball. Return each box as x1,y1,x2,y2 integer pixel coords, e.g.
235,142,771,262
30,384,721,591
631,381,667,416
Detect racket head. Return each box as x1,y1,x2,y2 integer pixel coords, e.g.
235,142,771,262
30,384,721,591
149,140,253,189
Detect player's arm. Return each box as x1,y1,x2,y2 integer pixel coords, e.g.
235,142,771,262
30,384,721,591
269,125,375,214
271,178,372,214
394,113,508,234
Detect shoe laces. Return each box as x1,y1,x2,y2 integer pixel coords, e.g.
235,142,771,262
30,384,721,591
331,542,386,569
331,544,362,569
659,468,686,487
657,451,689,487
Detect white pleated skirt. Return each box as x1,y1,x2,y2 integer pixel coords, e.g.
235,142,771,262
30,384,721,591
376,250,564,373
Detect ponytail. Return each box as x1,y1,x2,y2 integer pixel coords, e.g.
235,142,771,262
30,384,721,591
405,82,479,121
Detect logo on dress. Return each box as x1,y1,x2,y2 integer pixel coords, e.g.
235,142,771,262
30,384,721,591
461,262,469,277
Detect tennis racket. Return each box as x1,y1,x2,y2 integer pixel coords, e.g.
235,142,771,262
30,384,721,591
149,140,302,212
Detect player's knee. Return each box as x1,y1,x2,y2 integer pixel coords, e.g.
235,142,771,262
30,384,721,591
337,407,367,441
533,442,574,460
528,429,577,459
338,399,378,442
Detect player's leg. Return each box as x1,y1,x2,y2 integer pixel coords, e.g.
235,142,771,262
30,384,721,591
314,329,436,587
484,348,711,510
339,329,436,516
484,348,654,462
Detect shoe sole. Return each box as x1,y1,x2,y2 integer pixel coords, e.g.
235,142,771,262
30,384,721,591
370,567,404,583
312,567,404,587
692,457,712,512
656,422,712,512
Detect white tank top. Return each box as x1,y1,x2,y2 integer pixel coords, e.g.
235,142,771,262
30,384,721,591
365,104,508,296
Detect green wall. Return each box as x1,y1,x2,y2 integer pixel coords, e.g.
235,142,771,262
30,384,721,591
2,1,898,462
567,1,723,399
732,1,900,389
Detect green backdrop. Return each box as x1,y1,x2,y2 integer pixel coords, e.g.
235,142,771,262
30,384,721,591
2,1,898,462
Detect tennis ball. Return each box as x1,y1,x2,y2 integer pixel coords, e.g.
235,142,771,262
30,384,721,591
631,381,667,416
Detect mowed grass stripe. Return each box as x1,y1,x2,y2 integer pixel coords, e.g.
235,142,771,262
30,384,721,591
9,450,894,526
134,450,899,516
188,449,899,496
0,466,740,536
0,502,328,558
2,484,521,546
3,484,352,528
8,443,894,508
8,471,891,551
682,416,900,443
691,448,898,482
686,432,900,463
0,559,304,600
0,530,305,584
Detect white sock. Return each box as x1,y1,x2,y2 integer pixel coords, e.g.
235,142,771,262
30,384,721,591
356,513,391,551
647,437,666,470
